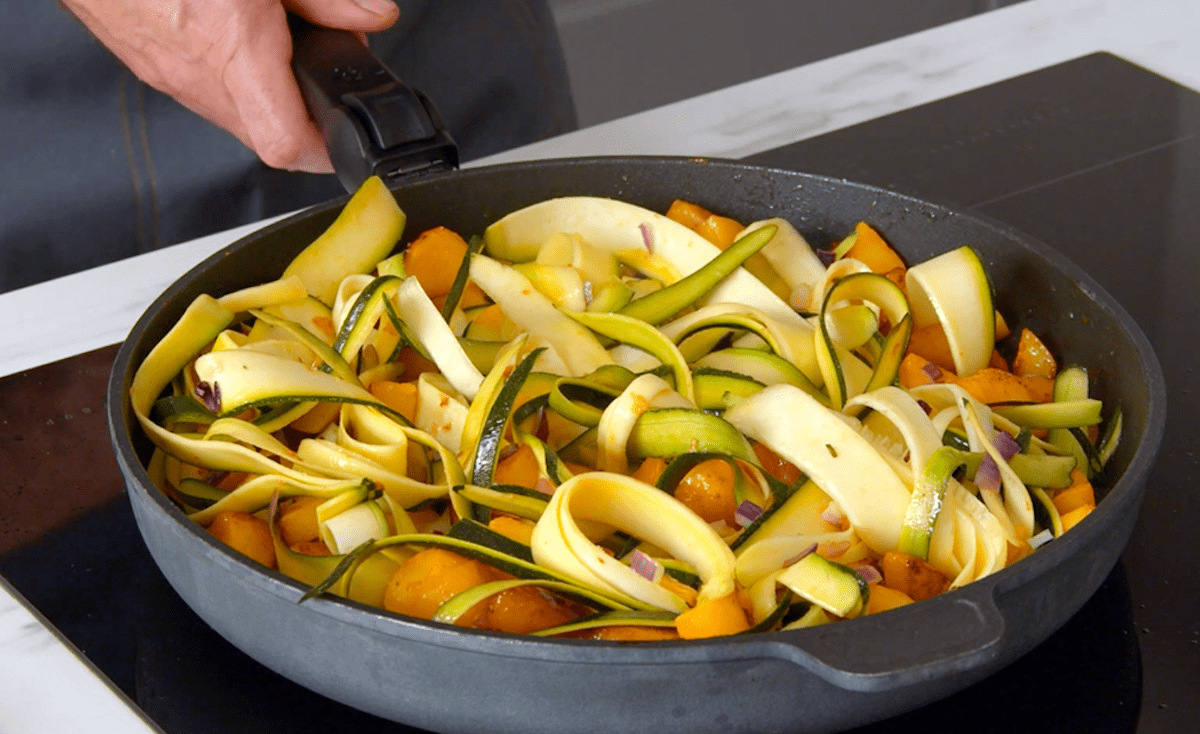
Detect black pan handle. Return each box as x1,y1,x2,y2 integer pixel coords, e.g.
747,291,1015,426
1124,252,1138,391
289,16,458,193
753,580,1006,691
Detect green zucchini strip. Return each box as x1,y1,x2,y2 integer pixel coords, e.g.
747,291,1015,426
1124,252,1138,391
469,254,613,376
458,335,528,500
617,224,776,325
694,347,812,392
626,408,758,465
332,274,400,363
249,309,360,384
131,296,335,478
316,533,650,611
152,395,216,430
319,496,390,555
814,272,912,410
691,368,766,410
660,302,821,388
447,519,536,563
844,385,943,478
1046,366,1092,478
1007,453,1077,488
187,474,372,527
431,578,631,626
394,275,486,400
595,374,692,474
454,485,550,522
531,472,737,612
1030,486,1065,539
547,378,620,427
531,610,679,637
905,245,995,377
564,309,694,404
775,552,868,619
742,588,795,634
468,347,545,487
216,275,308,316
993,399,1104,430
1096,407,1123,469
897,447,971,560
280,175,406,306
781,603,832,631
192,348,385,417
295,404,462,510
960,398,1036,542
734,529,857,589
931,499,996,589
741,217,826,307
724,385,910,555
821,304,879,351
440,235,484,321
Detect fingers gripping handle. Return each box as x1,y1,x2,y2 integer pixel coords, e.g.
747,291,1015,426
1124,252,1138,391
289,16,458,193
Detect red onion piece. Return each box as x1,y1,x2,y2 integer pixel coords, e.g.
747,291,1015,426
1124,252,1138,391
922,361,942,381
817,540,851,558
994,431,1021,461
855,564,883,585
817,249,837,267
783,543,819,567
533,477,557,496
629,549,663,582
917,399,933,415
734,500,763,527
976,454,1001,492
820,502,844,526
194,381,221,413
639,223,653,253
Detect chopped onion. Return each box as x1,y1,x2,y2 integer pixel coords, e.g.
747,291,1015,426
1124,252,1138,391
194,380,221,413
629,549,664,583
975,454,1001,492
854,564,883,585
639,223,653,253
917,399,933,415
1027,528,1054,549
922,361,942,382
817,540,851,558
735,500,763,527
783,543,818,568
534,476,558,496
817,249,836,267
820,501,845,526
994,431,1021,461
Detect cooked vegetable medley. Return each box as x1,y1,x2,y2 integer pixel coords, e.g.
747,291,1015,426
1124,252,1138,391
131,176,1119,640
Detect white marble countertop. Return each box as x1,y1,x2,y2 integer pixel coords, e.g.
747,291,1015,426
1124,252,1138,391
2,0,1197,730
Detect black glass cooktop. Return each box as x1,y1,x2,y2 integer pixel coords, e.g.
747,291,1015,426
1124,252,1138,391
2,52,1197,733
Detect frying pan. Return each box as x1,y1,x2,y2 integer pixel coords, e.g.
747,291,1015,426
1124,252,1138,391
105,22,1166,734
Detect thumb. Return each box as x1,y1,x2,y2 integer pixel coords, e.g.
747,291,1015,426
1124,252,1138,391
284,0,399,33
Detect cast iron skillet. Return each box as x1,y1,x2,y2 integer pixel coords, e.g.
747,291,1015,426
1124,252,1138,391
108,17,1166,734
107,152,1165,733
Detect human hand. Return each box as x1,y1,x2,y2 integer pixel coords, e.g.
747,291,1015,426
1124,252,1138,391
62,0,399,173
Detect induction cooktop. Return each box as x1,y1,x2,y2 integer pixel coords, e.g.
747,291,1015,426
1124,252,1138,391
2,52,1196,733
